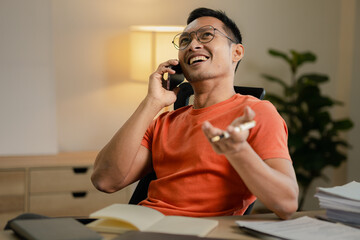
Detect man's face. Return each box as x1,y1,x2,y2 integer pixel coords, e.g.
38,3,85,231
178,16,239,83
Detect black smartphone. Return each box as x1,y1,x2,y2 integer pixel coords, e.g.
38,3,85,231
162,64,185,90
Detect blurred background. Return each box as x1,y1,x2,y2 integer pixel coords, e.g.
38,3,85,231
0,0,359,210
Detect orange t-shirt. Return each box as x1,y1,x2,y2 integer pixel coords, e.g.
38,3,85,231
140,94,290,217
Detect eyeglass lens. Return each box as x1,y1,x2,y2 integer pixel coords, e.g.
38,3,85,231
173,26,215,50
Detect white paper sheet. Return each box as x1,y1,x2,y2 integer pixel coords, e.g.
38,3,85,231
236,216,360,240
316,181,360,201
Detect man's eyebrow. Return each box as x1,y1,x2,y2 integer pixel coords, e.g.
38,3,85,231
182,25,208,34
182,29,192,34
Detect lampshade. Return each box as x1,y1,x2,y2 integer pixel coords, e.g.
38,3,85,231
130,25,184,82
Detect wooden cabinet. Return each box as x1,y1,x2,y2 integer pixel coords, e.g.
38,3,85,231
29,167,94,193
0,170,25,213
28,166,131,217
29,190,129,217
0,152,133,228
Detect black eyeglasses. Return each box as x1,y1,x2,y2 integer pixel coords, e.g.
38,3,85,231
172,25,236,50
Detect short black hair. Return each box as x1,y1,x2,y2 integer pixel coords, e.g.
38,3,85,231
187,8,242,44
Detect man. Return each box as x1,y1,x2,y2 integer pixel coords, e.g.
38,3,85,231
91,8,298,219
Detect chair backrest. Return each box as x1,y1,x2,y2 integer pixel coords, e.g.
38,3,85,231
174,83,265,109
128,83,265,214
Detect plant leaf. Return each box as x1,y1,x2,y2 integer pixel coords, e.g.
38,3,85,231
290,50,317,67
298,74,329,85
332,119,354,131
268,49,291,65
308,96,336,110
262,74,289,89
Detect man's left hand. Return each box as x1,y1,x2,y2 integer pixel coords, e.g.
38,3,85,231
202,106,255,155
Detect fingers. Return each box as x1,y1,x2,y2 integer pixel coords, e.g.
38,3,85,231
202,121,224,154
146,59,181,108
226,123,252,143
149,59,179,92
230,106,255,127
244,106,255,121
149,59,179,85
202,107,256,155
202,121,223,140
202,121,246,154
155,59,179,75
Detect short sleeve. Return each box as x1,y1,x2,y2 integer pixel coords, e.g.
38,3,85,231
140,111,169,151
141,119,155,151
248,100,291,161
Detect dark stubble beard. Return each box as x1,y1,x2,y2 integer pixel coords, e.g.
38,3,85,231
184,70,215,83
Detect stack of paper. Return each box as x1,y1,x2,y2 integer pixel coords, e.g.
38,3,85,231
314,181,360,226
236,216,360,240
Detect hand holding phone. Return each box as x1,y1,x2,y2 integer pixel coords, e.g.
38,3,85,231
162,64,185,90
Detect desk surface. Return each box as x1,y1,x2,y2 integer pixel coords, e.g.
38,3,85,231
0,210,324,240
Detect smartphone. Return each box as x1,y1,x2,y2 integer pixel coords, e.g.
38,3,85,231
162,64,185,90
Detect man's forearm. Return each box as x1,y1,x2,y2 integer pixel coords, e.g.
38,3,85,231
91,96,162,193
226,143,299,219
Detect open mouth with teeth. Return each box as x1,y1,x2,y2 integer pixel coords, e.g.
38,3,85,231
189,56,209,65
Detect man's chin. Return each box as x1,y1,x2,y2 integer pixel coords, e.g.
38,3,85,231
185,72,213,83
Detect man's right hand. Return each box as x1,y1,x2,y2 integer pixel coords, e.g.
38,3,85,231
146,59,180,109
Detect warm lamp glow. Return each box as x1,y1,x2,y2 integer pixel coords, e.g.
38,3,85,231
130,25,184,82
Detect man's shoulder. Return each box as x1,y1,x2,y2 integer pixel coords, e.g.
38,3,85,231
233,94,279,115
233,93,265,107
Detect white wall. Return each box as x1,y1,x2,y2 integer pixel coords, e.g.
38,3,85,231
1,0,359,209
348,1,360,182
0,0,57,155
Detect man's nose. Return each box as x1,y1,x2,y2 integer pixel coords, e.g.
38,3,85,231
188,33,203,50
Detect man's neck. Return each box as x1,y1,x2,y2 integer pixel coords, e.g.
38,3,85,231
191,80,236,109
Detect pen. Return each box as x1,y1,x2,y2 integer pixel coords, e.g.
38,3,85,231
210,120,256,143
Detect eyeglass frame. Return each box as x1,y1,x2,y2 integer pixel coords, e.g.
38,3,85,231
172,25,237,50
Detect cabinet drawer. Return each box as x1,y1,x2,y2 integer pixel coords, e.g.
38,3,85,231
0,171,25,195
30,167,94,193
0,195,24,213
29,187,131,217
0,170,25,213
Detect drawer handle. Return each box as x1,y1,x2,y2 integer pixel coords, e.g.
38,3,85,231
72,192,87,198
73,167,88,174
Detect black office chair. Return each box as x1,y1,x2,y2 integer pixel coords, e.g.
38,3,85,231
129,82,265,215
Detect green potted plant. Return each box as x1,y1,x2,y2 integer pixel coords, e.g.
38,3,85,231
262,49,354,210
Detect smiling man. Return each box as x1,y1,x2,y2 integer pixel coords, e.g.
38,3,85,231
91,8,299,220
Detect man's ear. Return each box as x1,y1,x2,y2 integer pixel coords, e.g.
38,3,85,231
232,44,244,62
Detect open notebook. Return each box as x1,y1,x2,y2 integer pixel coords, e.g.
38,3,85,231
87,204,218,237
